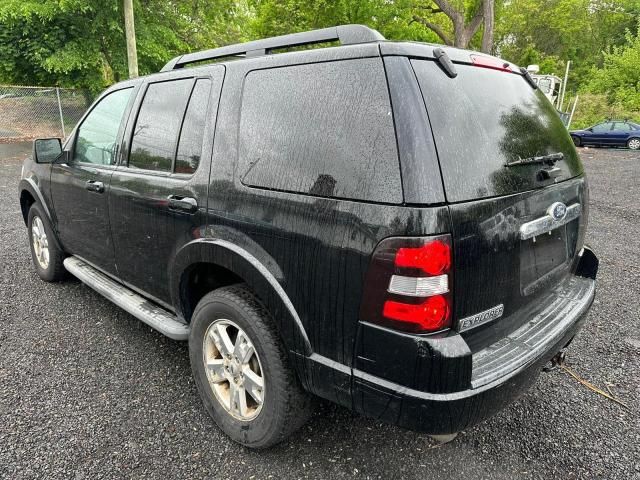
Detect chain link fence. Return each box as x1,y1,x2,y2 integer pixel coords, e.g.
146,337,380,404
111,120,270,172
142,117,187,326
0,85,94,143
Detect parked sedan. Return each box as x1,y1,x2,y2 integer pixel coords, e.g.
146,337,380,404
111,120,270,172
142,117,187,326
570,120,640,150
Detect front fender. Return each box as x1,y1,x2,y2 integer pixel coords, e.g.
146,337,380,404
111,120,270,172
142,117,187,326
18,177,52,226
18,177,64,252
170,238,312,356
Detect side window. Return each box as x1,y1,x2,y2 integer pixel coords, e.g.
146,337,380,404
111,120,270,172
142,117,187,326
73,88,132,165
238,59,401,203
175,79,212,174
129,79,193,172
592,122,613,133
614,122,632,132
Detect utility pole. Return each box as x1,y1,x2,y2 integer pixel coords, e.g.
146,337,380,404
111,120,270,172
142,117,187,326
558,61,571,111
124,0,139,78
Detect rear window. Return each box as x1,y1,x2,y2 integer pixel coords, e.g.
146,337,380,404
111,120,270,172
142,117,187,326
175,78,212,174
412,60,583,203
238,59,401,203
129,79,192,172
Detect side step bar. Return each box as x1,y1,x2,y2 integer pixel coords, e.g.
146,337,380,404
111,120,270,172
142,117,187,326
63,256,190,340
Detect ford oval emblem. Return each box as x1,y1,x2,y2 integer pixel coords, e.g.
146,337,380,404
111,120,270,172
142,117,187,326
548,202,567,221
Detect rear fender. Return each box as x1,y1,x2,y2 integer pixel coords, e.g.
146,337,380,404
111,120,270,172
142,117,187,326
170,238,312,356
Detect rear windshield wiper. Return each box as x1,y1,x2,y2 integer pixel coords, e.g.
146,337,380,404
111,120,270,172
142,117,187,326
520,67,538,89
505,152,564,167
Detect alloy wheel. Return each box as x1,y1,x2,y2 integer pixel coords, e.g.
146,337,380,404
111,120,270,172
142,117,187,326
31,216,50,269
202,319,265,421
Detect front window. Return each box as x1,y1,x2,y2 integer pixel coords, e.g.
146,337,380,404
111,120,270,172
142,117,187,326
73,88,133,165
591,122,614,133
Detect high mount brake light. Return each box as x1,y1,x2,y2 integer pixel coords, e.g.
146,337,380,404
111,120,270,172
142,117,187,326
470,54,512,72
359,235,453,334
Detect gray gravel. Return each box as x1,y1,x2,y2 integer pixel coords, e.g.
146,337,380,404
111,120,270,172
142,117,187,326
1,146,638,479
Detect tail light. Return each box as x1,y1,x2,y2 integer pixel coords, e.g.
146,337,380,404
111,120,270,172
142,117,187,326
360,235,453,334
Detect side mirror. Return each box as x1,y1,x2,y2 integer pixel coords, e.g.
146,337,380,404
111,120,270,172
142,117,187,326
587,128,593,132
34,138,62,164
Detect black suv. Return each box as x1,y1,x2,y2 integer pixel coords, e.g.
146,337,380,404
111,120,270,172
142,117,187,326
19,25,598,448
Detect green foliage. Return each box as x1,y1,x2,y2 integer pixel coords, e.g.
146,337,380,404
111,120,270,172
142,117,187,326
570,93,640,129
496,0,638,89
584,24,640,112
0,0,639,132
0,0,247,91
246,0,443,44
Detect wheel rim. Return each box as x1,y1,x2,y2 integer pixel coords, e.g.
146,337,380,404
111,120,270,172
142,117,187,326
203,319,265,421
628,139,640,150
31,216,49,269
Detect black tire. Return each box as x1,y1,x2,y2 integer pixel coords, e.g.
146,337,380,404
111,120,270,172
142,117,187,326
627,137,640,150
189,284,314,449
571,135,581,147
27,204,67,282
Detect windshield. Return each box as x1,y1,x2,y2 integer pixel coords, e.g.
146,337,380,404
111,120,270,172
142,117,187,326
412,60,583,203
537,78,552,94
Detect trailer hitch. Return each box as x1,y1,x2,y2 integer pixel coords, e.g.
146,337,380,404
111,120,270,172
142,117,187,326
543,349,567,372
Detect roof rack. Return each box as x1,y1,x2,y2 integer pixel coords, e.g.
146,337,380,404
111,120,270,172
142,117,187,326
160,24,385,72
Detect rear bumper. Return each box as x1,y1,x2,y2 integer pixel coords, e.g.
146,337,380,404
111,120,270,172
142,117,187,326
350,247,597,434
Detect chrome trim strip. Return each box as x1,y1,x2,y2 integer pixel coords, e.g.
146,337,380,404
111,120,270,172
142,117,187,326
519,203,581,240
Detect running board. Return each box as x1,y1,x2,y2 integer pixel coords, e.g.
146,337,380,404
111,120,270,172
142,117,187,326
63,256,190,340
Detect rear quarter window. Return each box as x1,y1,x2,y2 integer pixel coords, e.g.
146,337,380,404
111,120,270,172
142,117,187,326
238,58,402,203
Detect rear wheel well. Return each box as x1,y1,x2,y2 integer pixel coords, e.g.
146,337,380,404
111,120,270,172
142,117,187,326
20,190,36,226
181,262,243,323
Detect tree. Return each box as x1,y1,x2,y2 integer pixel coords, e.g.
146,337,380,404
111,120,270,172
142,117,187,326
411,0,496,52
585,23,640,112
0,0,247,91
495,0,639,89
124,0,139,78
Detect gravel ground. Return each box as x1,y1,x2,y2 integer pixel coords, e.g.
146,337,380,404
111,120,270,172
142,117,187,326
0,146,638,479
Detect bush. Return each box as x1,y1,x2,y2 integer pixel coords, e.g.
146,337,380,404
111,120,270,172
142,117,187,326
570,93,640,129
572,24,640,129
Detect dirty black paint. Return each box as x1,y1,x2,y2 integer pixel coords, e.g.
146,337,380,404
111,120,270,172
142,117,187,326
19,39,597,437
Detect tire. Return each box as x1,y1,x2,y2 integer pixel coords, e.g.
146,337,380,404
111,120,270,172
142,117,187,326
627,137,640,150
27,204,67,282
189,284,314,449
571,136,581,147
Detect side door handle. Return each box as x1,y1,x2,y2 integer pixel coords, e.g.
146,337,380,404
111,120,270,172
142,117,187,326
85,180,105,193
168,195,198,214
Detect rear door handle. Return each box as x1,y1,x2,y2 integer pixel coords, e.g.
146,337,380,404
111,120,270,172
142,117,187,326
168,195,198,213
85,180,104,193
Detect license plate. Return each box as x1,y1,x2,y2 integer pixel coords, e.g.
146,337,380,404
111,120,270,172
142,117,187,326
520,226,569,296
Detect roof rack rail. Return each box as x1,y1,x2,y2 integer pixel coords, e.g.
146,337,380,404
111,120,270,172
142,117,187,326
160,24,385,72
